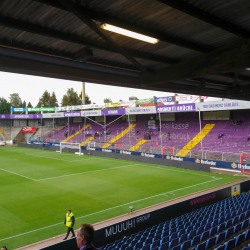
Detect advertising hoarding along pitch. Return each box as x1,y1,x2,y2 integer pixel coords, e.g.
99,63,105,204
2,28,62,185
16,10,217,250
154,96,175,103
156,103,196,113
22,127,36,133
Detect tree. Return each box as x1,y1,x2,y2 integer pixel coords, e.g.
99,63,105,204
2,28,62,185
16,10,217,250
61,88,81,106
37,90,51,107
104,98,112,103
49,92,58,107
79,91,91,104
9,93,22,108
0,97,11,114
27,102,33,108
22,100,27,108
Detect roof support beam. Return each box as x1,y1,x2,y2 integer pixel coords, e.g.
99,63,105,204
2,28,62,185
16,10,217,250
58,0,148,74
34,0,213,52
157,0,250,38
0,15,177,65
145,40,250,85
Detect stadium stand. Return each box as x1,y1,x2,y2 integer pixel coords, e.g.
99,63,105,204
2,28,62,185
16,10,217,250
101,192,250,250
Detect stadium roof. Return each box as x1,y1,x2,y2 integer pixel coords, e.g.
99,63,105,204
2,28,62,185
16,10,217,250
1,0,250,100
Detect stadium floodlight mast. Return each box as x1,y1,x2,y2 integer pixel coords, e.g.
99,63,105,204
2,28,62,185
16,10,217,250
197,107,203,159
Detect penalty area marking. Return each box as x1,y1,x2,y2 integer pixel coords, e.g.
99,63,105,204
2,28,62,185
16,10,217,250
0,177,222,242
0,168,36,181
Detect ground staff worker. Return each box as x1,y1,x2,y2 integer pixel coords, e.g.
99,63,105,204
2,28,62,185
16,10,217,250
63,210,75,240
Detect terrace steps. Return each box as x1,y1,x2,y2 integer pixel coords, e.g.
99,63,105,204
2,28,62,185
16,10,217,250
61,124,90,142
80,137,94,146
130,139,147,151
102,124,136,149
176,124,215,157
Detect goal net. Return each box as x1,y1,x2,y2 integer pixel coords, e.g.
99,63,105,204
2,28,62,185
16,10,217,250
115,143,124,151
240,153,250,173
60,142,82,156
162,147,175,159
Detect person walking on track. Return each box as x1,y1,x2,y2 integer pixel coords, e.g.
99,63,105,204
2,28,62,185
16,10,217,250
63,210,75,240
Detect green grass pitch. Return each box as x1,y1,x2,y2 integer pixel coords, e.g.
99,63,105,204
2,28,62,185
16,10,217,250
0,146,241,249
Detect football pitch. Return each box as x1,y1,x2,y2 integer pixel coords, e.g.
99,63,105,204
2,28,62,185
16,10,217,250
0,146,241,249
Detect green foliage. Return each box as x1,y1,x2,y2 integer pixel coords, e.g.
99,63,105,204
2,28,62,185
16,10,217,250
104,98,112,103
9,93,22,108
0,97,11,114
27,102,33,108
37,90,51,107
79,91,91,104
61,88,82,106
48,92,58,107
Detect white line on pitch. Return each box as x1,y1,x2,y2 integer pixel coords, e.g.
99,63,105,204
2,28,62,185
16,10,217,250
0,178,222,242
35,164,137,181
0,168,36,181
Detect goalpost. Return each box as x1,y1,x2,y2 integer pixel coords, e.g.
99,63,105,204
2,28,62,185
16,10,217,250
115,143,124,151
240,153,250,174
60,142,82,156
162,147,175,159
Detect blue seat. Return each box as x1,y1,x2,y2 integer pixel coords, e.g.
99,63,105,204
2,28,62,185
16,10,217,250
204,222,211,231
215,232,225,245
225,228,233,239
125,246,133,250
232,216,239,225
200,220,206,226
121,244,128,250
225,213,231,221
214,214,219,219
231,211,236,218
169,238,178,249
162,231,169,238
245,229,250,241
172,246,180,250
151,240,160,249
239,213,245,222
195,242,206,250
235,233,245,247
178,229,186,237
225,219,232,229
170,232,177,241
142,245,150,250
205,237,215,250
196,226,204,236
218,216,225,224
134,242,143,250
162,236,169,244
242,219,249,230
151,247,158,250
170,228,177,234
209,226,217,237
191,235,200,247
245,210,250,218
200,231,209,242
188,230,196,240
180,240,191,250
207,217,213,223
154,234,161,241
211,219,218,227
193,223,200,230
224,239,235,250
186,225,193,234
159,242,168,250
179,234,187,244
236,208,243,216
217,223,225,233
233,224,241,234
145,238,153,246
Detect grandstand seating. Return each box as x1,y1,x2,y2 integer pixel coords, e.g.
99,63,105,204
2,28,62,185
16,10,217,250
101,192,250,250
43,111,250,157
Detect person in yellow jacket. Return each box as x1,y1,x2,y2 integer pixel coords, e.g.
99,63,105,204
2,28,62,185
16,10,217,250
63,210,75,240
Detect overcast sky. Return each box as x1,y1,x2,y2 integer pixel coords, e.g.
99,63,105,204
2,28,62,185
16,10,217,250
0,71,222,107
